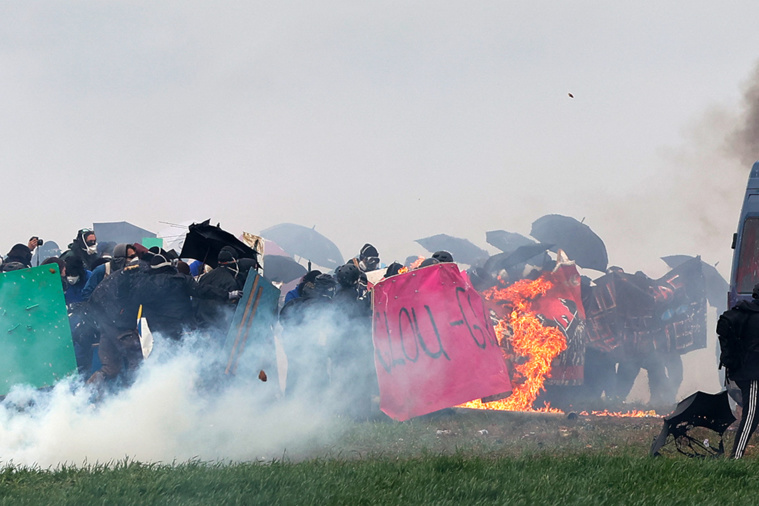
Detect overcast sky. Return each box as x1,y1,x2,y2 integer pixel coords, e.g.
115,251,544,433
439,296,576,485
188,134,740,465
2,2,759,278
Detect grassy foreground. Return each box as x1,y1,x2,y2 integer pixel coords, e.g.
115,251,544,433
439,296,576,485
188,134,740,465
1,409,756,505
2,455,759,505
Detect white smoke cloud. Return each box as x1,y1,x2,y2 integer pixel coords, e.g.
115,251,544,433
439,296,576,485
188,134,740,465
0,330,351,467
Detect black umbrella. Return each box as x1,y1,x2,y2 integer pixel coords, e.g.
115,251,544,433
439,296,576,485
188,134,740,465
259,223,344,269
530,214,608,272
650,390,735,458
179,219,259,268
483,243,554,274
661,255,729,311
485,230,536,254
263,255,308,284
415,234,489,266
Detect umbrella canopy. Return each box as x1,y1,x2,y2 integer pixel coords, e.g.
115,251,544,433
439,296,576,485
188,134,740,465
259,223,344,269
179,219,259,268
650,390,735,458
530,214,608,272
661,255,729,311
485,230,536,254
415,234,489,266
263,254,308,284
483,243,554,274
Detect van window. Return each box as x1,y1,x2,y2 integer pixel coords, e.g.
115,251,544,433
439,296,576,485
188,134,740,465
737,216,759,294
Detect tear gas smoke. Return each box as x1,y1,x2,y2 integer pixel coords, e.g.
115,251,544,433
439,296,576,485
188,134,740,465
0,315,373,467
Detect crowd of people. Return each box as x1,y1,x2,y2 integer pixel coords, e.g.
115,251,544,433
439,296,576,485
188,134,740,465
0,231,395,416
0,228,698,415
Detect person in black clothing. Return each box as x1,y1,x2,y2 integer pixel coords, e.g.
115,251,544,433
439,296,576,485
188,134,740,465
194,246,246,340
2,243,33,271
719,283,759,459
85,259,147,385
61,228,100,271
279,273,338,398
133,254,234,341
330,263,376,418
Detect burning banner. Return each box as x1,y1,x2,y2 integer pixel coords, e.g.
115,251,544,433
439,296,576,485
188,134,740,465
584,257,707,356
483,262,586,382
372,263,511,421
470,263,584,411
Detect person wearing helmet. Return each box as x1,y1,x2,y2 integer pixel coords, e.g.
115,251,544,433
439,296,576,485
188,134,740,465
432,250,454,263
333,263,371,317
418,257,440,268
350,243,380,273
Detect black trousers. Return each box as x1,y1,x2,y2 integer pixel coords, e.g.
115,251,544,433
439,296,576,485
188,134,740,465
732,379,759,459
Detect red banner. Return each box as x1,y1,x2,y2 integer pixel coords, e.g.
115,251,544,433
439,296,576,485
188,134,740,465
372,263,512,421
532,263,586,385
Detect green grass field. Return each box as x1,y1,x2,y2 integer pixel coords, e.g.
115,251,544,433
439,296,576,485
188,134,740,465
1,409,755,505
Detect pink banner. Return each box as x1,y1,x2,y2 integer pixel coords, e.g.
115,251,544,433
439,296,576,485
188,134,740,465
372,263,512,421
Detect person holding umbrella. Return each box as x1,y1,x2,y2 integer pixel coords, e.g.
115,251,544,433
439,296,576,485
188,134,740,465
195,246,245,341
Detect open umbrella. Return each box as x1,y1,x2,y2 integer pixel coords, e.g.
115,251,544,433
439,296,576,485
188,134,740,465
259,223,344,269
650,390,735,458
179,219,259,268
415,234,489,266
263,255,308,284
661,255,729,311
483,243,554,274
485,230,536,254
530,214,608,272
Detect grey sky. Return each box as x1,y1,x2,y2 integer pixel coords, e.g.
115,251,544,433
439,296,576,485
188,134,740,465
2,2,759,277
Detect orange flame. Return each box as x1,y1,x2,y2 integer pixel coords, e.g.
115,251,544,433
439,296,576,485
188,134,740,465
457,276,661,418
398,256,426,275
460,277,567,412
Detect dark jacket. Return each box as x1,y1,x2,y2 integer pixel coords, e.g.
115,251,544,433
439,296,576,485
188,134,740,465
724,299,759,381
134,265,228,340
64,270,93,307
62,231,100,271
3,244,32,271
194,265,244,331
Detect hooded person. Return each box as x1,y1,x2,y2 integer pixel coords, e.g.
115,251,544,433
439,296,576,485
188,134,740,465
81,243,137,301
353,243,380,273
333,263,369,317
283,270,322,305
85,258,149,386
330,263,376,418
278,273,339,398
124,253,232,341
61,228,100,271
194,246,246,340
718,283,759,458
2,244,33,272
63,255,92,307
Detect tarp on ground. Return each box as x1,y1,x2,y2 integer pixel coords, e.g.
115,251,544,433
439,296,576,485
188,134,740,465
0,264,76,395
223,270,281,388
372,262,511,421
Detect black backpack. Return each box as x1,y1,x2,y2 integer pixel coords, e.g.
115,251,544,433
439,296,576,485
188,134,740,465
717,306,751,372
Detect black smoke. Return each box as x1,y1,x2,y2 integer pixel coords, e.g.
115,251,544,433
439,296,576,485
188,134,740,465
728,62,759,167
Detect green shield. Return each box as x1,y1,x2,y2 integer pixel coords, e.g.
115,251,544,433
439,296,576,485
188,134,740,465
0,264,76,394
